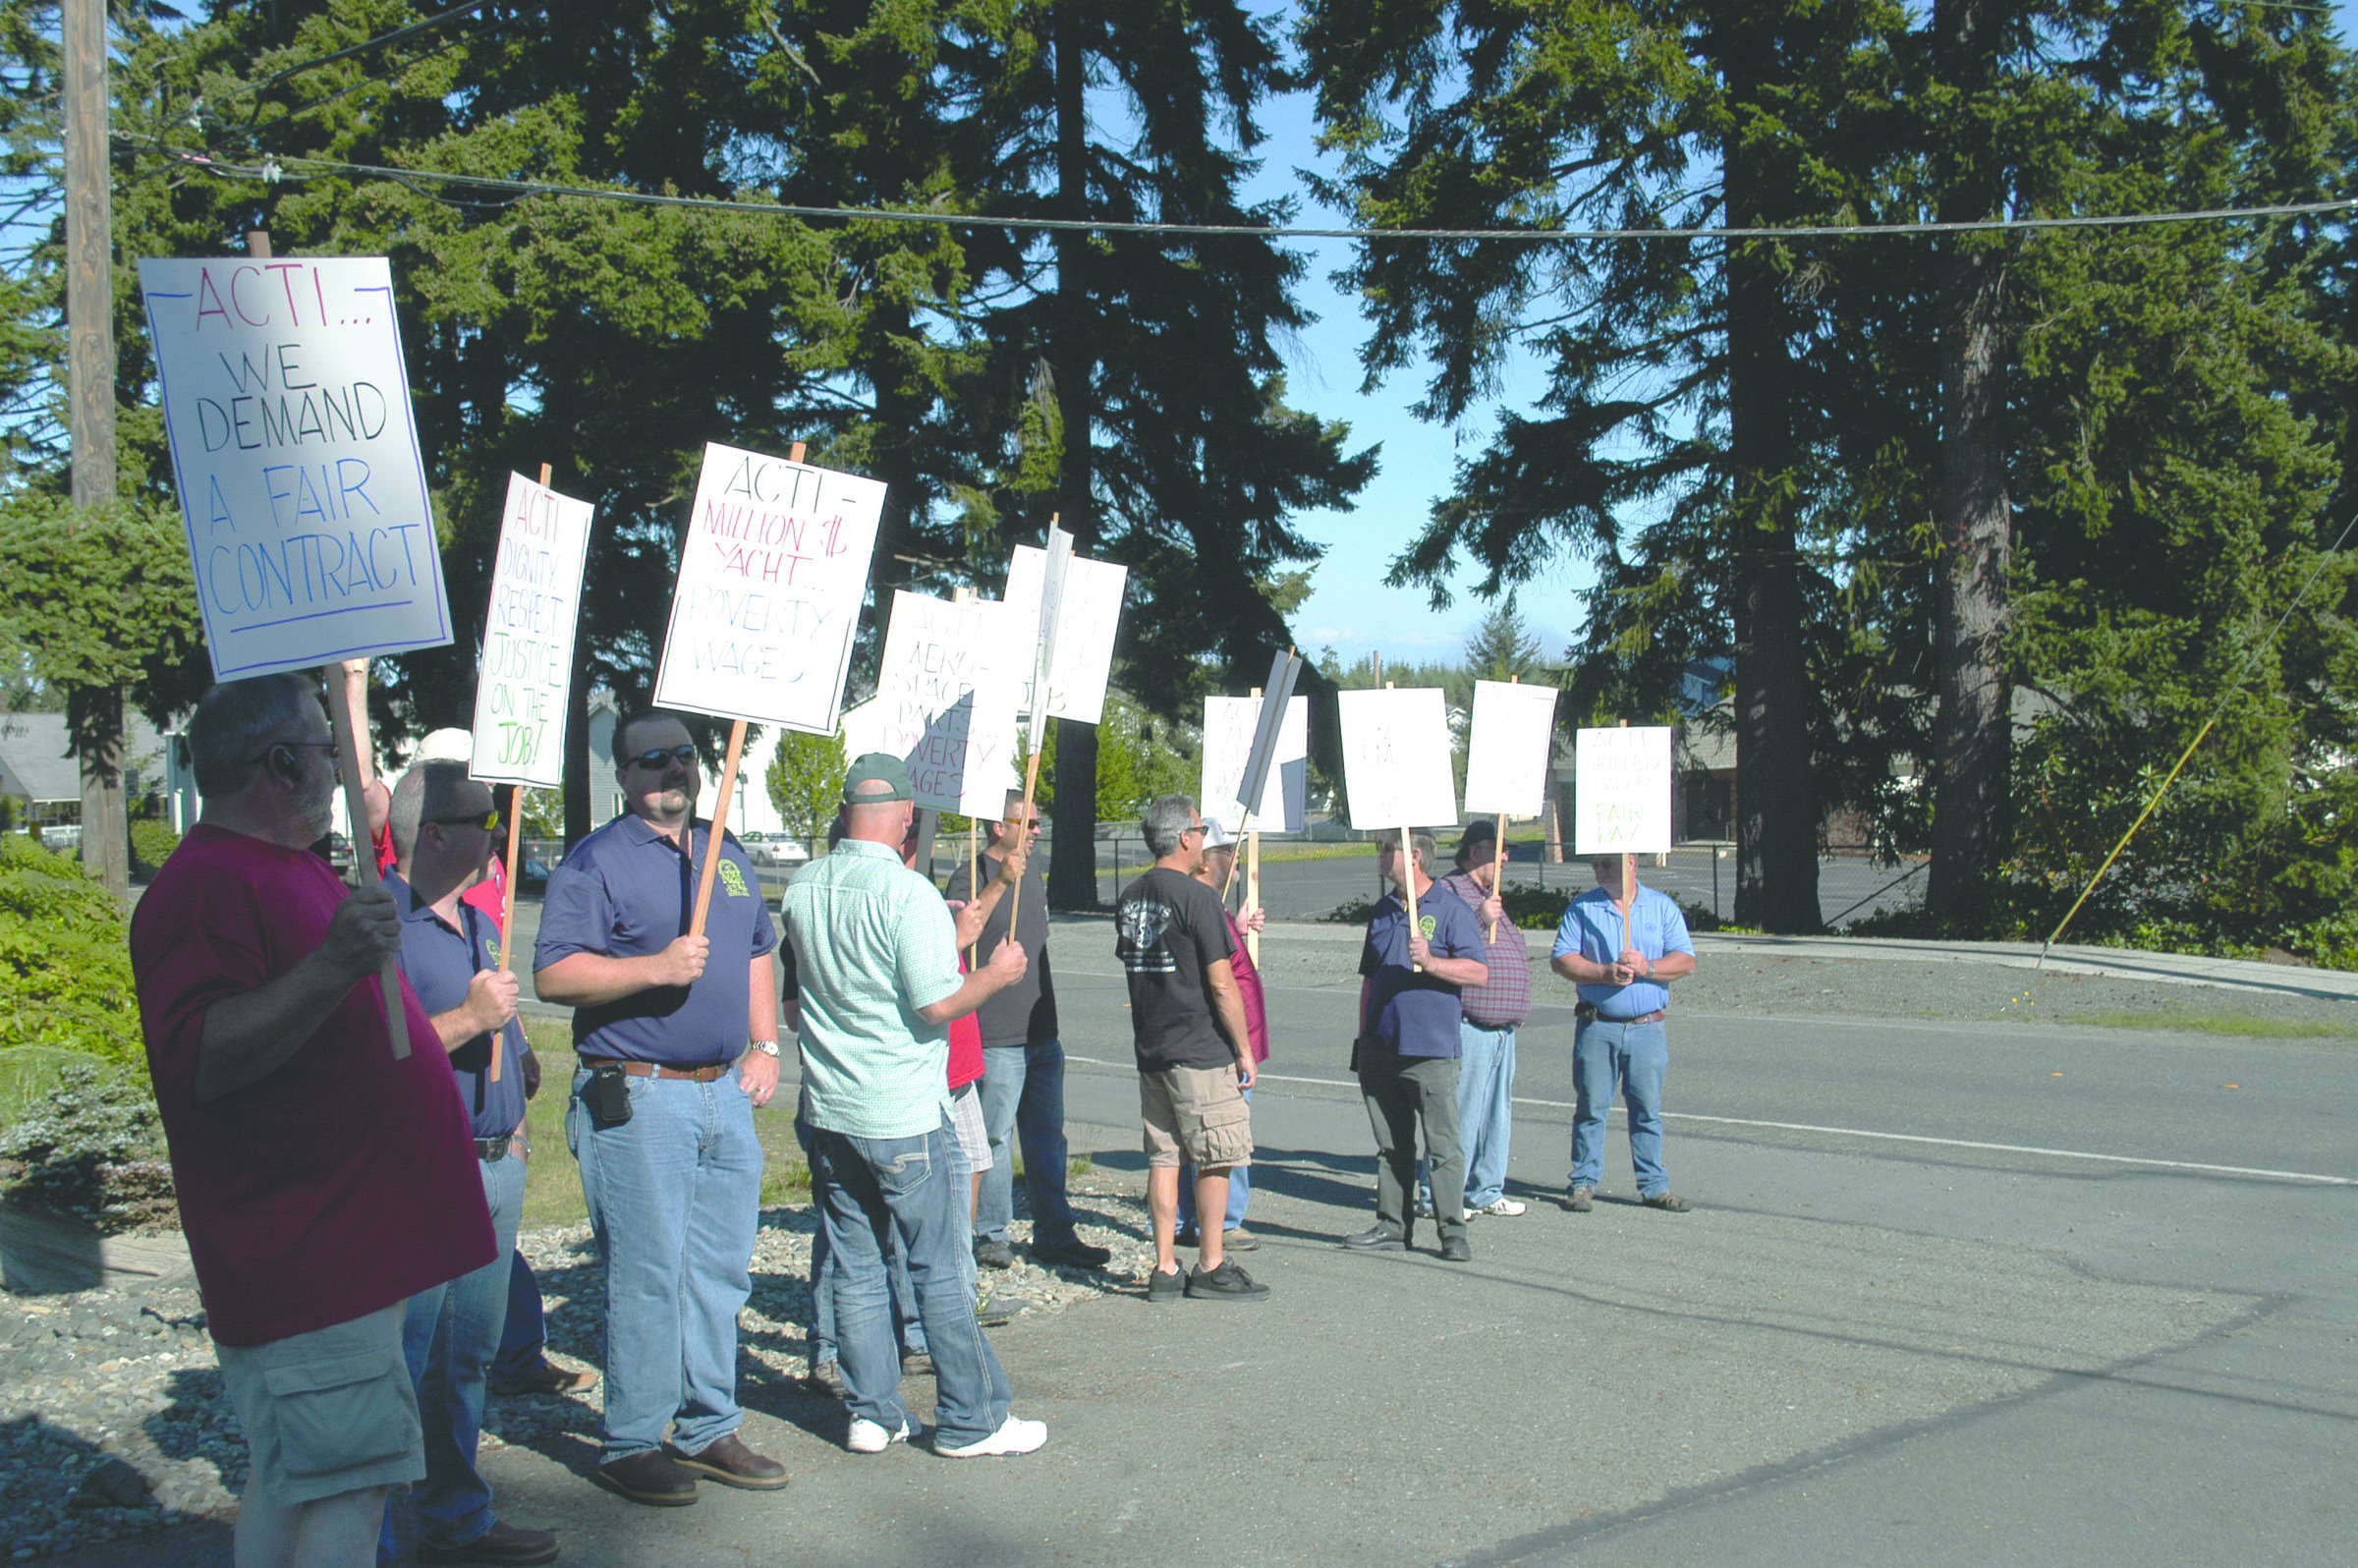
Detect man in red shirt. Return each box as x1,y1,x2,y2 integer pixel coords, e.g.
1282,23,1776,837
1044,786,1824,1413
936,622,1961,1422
130,673,494,1568
1177,818,1267,1250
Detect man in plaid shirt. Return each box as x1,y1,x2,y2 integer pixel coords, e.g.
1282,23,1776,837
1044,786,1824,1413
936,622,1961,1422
1436,822,1531,1217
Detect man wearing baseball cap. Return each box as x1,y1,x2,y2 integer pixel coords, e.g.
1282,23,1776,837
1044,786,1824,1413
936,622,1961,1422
780,755,1048,1458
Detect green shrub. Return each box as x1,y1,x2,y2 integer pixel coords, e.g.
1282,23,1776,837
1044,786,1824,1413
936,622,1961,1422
131,819,181,873
0,1059,174,1233
0,835,143,1064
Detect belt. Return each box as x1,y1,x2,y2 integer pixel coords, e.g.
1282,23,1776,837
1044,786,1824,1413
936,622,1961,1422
474,1136,514,1162
1577,1005,1665,1026
580,1056,730,1083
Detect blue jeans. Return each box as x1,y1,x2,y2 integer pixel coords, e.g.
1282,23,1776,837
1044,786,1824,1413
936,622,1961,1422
975,1037,1080,1251
796,1111,926,1363
568,1068,762,1461
1570,1018,1669,1196
1457,1021,1518,1207
380,1150,524,1560
1178,1085,1252,1232
806,1119,1011,1449
489,1251,542,1384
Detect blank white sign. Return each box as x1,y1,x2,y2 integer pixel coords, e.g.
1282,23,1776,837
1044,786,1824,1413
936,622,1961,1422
1338,688,1459,830
1003,544,1127,724
1462,680,1559,817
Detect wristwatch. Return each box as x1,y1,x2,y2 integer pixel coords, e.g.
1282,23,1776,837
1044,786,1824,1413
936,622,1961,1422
749,1039,781,1058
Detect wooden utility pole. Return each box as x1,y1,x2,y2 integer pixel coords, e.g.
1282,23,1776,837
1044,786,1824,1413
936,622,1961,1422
65,0,127,897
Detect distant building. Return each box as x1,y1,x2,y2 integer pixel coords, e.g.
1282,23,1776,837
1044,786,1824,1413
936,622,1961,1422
0,710,177,837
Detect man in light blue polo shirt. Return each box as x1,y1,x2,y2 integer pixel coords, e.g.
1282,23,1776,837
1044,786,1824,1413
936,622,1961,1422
781,754,1046,1460
533,711,785,1507
1550,854,1698,1213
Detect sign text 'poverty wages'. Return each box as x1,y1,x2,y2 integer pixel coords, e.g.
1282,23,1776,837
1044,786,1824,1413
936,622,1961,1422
653,442,884,733
875,592,1020,816
140,255,449,678
472,473,593,787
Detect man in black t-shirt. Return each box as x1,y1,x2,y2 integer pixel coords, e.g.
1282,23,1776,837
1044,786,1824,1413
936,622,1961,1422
1113,795,1269,1304
945,791,1112,1273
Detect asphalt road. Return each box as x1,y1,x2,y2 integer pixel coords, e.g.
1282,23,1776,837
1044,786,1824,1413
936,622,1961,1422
86,912,2355,1568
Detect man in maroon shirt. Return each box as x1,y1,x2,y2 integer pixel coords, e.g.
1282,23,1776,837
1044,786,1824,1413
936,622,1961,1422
131,673,493,1568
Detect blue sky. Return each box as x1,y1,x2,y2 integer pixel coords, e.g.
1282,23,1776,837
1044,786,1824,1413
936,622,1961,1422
1253,0,2358,672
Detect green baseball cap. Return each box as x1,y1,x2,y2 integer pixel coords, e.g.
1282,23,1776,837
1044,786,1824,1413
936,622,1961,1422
841,753,915,804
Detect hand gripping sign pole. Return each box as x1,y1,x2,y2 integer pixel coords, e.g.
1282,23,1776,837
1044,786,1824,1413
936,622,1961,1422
1005,518,1073,936
688,438,807,938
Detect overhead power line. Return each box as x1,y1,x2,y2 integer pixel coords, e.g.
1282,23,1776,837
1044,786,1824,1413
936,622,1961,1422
133,141,2357,243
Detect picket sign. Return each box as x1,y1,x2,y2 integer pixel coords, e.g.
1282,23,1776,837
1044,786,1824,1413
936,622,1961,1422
1003,538,1126,726
1206,647,1307,964
659,437,883,939
874,589,1022,816
139,236,457,1058
1337,683,1458,974
1463,675,1561,939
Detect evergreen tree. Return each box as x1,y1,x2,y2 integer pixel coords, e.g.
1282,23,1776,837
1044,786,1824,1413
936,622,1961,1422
1465,594,1541,681
1301,0,1908,930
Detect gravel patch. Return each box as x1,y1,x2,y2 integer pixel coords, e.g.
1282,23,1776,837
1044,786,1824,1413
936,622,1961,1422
1,1180,1153,1561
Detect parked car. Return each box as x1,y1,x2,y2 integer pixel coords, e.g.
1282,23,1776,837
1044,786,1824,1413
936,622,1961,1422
519,854,552,892
742,833,810,870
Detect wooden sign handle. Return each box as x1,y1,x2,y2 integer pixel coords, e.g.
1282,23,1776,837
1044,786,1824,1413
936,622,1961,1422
1401,828,1423,973
325,671,410,1059
967,818,979,970
690,719,748,938
1488,809,1508,944
1006,744,1043,932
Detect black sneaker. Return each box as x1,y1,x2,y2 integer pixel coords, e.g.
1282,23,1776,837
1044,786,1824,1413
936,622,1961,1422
1034,1239,1113,1269
1565,1186,1595,1213
974,1237,1016,1269
1145,1263,1186,1304
1185,1259,1271,1303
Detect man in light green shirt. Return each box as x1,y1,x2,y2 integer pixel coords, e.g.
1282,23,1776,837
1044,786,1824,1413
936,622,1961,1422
778,755,1043,1459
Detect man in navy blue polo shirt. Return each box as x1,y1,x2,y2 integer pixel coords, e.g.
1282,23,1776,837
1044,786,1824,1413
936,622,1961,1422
1550,853,1698,1213
1347,830,1488,1263
380,761,556,1567
533,712,786,1507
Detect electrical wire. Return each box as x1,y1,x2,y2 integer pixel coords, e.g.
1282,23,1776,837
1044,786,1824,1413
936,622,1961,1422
128,140,2356,243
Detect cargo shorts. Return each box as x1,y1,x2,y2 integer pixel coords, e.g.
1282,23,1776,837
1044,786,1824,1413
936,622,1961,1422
1140,1064,1254,1170
214,1303,422,1506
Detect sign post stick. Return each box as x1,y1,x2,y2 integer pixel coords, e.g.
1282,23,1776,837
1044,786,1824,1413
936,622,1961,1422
691,720,748,939
325,669,411,1059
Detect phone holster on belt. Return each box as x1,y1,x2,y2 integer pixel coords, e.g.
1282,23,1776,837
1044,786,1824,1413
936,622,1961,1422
584,1063,634,1130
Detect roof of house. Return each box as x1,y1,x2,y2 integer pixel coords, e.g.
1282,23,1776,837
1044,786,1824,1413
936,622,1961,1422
0,710,172,804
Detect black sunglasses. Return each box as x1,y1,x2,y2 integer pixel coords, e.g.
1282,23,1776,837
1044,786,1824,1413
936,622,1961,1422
625,744,698,770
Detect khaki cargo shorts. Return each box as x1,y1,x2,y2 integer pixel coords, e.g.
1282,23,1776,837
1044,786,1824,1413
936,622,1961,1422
1140,1064,1254,1169
215,1303,422,1506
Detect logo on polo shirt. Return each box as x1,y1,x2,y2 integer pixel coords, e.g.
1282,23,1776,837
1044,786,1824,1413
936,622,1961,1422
1419,913,1437,941
717,860,751,899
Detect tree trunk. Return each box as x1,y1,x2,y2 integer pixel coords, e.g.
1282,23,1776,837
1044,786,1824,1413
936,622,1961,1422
1926,0,2012,916
563,630,592,848
1044,4,1103,911
1722,57,1822,934
66,0,125,896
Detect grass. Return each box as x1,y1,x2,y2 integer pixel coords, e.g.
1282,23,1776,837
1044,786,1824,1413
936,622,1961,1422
2051,1009,2358,1041
517,1020,811,1229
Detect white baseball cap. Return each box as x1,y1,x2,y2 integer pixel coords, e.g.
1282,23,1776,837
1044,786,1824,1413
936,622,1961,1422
1201,817,1237,850
416,727,474,763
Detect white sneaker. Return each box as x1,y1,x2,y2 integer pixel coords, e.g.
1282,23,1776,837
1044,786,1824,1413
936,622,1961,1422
935,1415,1047,1458
847,1415,917,1454
1475,1197,1529,1217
